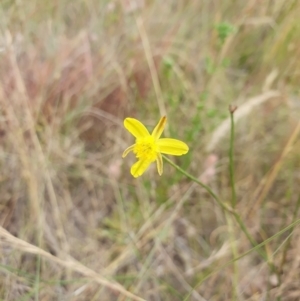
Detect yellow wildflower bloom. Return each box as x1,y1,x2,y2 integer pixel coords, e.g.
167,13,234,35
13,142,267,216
122,116,189,178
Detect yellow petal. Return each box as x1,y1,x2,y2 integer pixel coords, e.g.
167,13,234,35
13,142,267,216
131,159,152,178
157,138,189,155
156,153,163,175
151,116,167,139
124,118,150,139
122,145,135,158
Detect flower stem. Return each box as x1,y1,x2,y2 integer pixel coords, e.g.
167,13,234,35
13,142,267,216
162,155,224,210
163,155,273,267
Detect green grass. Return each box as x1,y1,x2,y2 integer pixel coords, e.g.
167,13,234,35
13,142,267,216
0,0,300,300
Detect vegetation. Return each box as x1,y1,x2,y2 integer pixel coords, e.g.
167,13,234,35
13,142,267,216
0,0,300,300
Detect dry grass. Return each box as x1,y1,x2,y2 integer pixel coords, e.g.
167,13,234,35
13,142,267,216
0,0,300,300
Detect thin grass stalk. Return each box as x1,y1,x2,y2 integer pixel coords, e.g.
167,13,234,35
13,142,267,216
279,195,300,272
228,105,238,299
229,105,237,208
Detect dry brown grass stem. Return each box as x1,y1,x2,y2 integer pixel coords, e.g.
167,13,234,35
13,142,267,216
0,226,145,301
206,90,281,152
104,182,196,275
136,17,167,119
4,31,69,253
246,119,300,220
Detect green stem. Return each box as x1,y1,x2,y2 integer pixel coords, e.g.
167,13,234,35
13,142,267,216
162,155,225,211
163,155,273,266
229,108,237,208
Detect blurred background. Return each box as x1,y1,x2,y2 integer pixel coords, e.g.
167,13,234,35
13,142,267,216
0,0,300,300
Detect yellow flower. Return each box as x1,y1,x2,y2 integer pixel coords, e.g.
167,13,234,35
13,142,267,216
122,116,189,178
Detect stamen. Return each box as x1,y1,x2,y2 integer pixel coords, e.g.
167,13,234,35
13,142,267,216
133,136,158,162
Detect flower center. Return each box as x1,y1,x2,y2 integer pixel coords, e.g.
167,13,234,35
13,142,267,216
133,136,158,162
